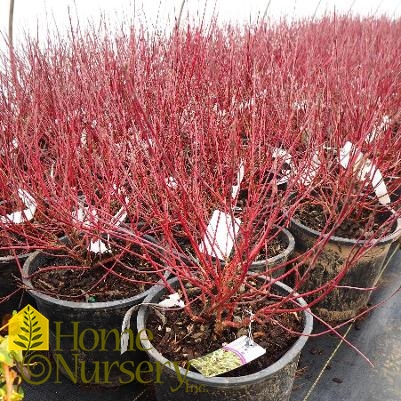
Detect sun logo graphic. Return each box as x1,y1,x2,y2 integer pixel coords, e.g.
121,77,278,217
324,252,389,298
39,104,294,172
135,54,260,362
8,305,49,351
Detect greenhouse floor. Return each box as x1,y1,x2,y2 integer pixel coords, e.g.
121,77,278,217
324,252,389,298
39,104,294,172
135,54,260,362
23,243,401,401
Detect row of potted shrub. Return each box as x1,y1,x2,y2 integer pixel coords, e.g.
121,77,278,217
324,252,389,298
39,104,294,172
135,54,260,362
1,15,401,401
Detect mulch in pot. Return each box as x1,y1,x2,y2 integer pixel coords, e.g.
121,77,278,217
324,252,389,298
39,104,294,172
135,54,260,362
30,244,164,302
294,201,394,239
146,282,303,377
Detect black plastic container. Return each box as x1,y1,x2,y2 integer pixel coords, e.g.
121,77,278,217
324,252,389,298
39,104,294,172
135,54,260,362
250,227,295,276
136,278,313,401
0,253,32,317
289,215,401,321
22,248,168,387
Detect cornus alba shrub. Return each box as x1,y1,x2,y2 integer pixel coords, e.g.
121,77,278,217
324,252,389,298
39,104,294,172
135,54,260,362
0,16,400,333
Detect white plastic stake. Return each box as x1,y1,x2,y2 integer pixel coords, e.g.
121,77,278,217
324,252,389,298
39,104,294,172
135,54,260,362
88,238,111,254
165,176,178,190
272,147,294,185
199,210,241,260
158,293,185,308
300,150,320,186
231,160,245,199
371,168,391,205
339,141,360,169
339,141,390,205
80,130,88,147
110,203,129,228
0,189,37,224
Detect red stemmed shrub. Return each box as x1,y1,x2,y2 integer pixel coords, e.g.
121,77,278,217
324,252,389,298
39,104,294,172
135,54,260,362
0,15,400,359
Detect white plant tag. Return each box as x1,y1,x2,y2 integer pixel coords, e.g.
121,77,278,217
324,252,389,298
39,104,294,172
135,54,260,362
120,293,186,354
90,205,130,254
88,238,111,254
18,189,37,211
121,304,139,354
0,189,37,224
165,176,178,189
72,204,97,228
272,147,294,185
110,205,128,228
364,163,391,205
80,130,87,147
190,335,266,377
300,150,320,186
231,160,245,199
339,141,390,205
158,293,185,308
199,210,241,260
339,141,360,169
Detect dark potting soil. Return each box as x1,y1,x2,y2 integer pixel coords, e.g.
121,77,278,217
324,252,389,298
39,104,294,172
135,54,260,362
254,235,287,260
30,249,163,302
147,290,303,377
171,228,287,263
294,202,393,239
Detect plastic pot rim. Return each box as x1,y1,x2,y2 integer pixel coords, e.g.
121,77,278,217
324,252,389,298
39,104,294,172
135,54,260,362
290,215,401,247
22,249,169,311
137,277,313,388
250,227,295,268
0,252,32,265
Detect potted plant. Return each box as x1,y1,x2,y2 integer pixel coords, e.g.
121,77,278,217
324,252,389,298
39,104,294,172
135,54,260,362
116,67,332,399
0,34,173,386
0,169,41,318
15,139,170,386
286,123,401,322
131,164,316,401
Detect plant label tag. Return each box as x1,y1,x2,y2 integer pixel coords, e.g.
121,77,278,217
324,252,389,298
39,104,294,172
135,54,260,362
88,239,111,254
339,141,362,169
0,189,37,224
339,141,390,205
300,150,320,186
110,205,128,227
231,159,245,199
370,167,391,205
165,176,178,189
199,210,241,260
158,293,185,308
272,147,293,185
190,335,266,377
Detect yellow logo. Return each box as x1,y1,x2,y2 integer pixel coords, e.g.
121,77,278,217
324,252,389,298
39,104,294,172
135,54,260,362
8,305,49,351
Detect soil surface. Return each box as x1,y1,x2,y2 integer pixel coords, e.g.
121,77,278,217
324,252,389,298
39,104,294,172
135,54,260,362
147,286,303,377
294,202,393,239
254,235,287,260
170,226,287,263
30,246,164,302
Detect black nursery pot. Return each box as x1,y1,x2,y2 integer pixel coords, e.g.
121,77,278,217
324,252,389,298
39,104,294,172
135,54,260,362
250,227,295,276
22,248,168,387
136,278,313,401
0,253,33,318
289,214,401,322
